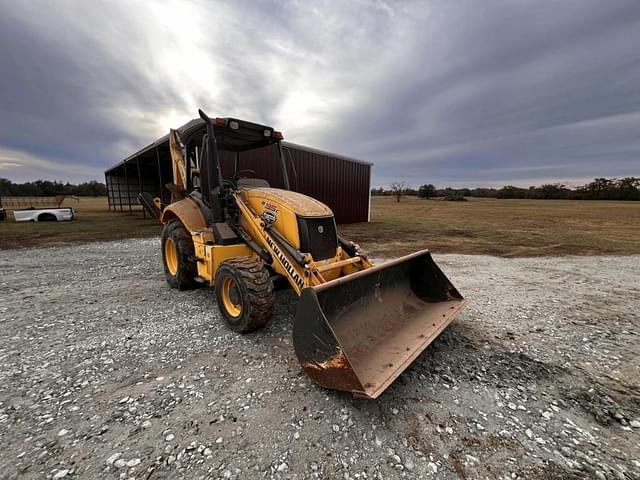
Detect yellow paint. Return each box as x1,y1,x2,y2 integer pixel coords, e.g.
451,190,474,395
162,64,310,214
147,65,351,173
220,276,242,317
191,229,214,246
194,242,254,286
169,129,187,191
212,245,253,277
242,188,332,250
233,192,373,294
234,193,305,293
164,237,178,275
161,197,206,231
245,188,332,216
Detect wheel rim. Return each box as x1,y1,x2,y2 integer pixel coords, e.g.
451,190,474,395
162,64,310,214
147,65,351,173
221,277,242,317
164,237,178,275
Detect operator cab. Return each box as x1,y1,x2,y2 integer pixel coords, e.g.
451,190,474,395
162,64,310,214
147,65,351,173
177,115,286,201
170,110,294,231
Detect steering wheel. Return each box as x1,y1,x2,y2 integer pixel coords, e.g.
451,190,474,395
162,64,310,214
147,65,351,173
233,169,256,181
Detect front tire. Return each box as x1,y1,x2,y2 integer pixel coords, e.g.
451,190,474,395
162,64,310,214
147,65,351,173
214,256,274,333
161,220,197,290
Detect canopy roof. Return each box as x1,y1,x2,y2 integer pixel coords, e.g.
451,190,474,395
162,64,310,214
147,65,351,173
106,118,371,173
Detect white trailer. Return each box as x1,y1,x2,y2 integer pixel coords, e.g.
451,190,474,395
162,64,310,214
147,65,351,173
13,207,74,222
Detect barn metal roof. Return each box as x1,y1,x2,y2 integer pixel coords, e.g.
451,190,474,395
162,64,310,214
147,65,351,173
105,118,372,173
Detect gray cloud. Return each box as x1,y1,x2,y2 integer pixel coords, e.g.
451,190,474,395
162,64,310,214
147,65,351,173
0,0,638,186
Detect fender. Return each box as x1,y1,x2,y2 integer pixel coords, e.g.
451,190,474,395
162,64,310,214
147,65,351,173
160,197,206,232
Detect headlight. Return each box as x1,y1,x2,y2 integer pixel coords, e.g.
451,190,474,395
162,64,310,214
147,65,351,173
264,129,272,137
229,121,239,130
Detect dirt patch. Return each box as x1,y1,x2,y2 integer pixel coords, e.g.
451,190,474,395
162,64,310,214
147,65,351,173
564,380,640,427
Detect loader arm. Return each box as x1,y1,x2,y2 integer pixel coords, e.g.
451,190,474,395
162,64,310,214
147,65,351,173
233,192,331,294
169,129,188,192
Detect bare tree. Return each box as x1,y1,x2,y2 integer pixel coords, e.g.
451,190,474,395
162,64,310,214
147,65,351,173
390,181,408,203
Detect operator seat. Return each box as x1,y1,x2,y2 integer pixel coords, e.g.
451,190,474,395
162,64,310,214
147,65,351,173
237,178,270,189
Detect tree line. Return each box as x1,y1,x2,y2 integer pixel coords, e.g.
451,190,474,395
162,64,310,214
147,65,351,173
0,178,107,197
372,177,640,201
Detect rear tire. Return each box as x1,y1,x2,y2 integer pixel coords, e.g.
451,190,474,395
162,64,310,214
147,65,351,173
161,220,198,290
38,213,57,222
214,256,274,333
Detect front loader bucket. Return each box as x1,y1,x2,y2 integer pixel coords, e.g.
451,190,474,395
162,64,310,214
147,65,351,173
293,250,467,399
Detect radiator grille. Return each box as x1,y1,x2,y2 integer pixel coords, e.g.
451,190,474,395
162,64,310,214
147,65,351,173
297,216,337,261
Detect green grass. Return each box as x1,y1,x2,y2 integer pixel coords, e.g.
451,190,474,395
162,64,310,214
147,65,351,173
1,195,639,257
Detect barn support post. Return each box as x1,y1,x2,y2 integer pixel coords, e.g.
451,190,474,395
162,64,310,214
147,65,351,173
156,146,164,204
136,157,145,218
109,174,115,211
367,166,372,222
124,163,132,214
109,174,115,212
105,173,112,211
120,163,129,211
118,167,124,212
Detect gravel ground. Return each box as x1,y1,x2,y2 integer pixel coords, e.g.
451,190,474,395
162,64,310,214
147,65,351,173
0,238,639,480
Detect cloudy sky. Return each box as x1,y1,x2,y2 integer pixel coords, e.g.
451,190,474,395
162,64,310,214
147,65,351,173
1,0,639,187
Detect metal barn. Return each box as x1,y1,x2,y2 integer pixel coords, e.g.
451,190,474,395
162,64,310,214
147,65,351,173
105,120,372,224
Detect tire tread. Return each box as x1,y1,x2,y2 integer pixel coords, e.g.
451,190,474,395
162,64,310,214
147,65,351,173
161,220,198,290
216,256,274,332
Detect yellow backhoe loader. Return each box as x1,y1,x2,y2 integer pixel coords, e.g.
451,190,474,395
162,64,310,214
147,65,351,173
158,109,467,399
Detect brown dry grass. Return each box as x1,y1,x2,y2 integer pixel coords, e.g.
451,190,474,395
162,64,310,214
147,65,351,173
339,196,640,257
1,195,638,257
0,197,160,250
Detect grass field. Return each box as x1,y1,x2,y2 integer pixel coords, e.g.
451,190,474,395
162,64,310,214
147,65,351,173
1,196,638,256
342,196,640,257
0,197,160,250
